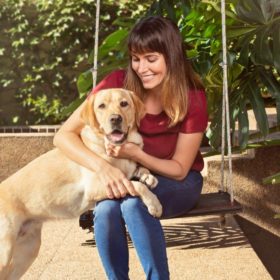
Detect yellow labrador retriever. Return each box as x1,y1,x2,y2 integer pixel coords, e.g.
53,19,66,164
0,88,162,280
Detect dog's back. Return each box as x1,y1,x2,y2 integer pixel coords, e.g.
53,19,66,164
0,149,83,218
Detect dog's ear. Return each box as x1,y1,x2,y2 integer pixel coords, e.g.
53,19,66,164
129,91,146,127
80,94,99,128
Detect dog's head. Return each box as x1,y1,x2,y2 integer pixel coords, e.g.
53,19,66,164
81,88,145,145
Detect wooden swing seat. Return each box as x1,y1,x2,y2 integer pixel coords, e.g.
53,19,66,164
79,191,242,230
170,191,242,218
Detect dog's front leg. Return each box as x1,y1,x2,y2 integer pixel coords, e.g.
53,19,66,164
131,181,162,218
0,225,15,280
8,222,42,280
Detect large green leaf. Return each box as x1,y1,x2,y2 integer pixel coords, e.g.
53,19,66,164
237,36,251,67
272,22,280,72
259,1,277,23
254,26,274,65
77,70,92,95
235,0,267,24
237,94,249,149
257,69,280,98
263,172,280,185
206,97,223,149
258,68,280,124
98,29,129,60
246,80,269,136
227,26,256,38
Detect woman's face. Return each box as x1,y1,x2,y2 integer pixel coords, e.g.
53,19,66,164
131,52,167,91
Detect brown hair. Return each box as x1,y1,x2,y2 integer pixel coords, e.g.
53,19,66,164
124,16,203,126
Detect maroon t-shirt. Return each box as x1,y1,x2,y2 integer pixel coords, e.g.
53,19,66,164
89,69,208,171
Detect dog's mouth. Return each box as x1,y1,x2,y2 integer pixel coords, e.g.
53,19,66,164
106,129,127,145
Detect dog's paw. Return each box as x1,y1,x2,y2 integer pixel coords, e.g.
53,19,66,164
139,174,158,189
146,195,162,218
147,200,163,218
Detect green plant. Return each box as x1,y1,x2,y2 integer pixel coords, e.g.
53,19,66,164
206,0,280,149
0,0,95,124
74,0,280,152
80,0,280,188
263,172,280,185
0,0,151,124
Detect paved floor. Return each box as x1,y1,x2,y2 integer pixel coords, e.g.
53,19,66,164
21,215,271,280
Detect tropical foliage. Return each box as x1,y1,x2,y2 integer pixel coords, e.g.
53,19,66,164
1,0,280,153
0,0,152,124
79,0,280,185
263,172,280,185
74,0,280,151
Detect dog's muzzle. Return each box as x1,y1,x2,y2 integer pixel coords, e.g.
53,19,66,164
105,114,128,144
106,129,127,144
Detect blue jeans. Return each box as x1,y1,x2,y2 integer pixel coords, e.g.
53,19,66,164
94,170,203,280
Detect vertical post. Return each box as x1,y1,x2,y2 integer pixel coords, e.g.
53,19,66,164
220,0,234,203
92,0,100,89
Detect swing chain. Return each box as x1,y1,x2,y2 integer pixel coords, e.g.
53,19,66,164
92,0,100,89
220,0,234,204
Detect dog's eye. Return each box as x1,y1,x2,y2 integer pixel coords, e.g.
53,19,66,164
98,103,105,109
120,101,128,107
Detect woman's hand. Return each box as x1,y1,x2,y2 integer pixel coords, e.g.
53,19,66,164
98,161,137,199
105,142,140,160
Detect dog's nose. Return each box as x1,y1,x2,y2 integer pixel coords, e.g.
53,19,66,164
110,114,122,125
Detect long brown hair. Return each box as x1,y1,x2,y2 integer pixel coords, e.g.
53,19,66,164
124,16,203,126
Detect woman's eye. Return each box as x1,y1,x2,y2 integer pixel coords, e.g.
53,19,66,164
120,101,128,107
98,103,105,109
147,56,157,62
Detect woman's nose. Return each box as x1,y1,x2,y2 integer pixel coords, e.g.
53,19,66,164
138,59,147,73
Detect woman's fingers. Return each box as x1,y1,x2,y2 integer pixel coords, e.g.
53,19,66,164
102,163,136,199
105,143,121,157
111,183,122,198
106,185,114,199
122,179,136,196
106,180,129,199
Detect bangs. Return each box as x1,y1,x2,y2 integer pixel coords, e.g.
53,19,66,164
127,29,165,55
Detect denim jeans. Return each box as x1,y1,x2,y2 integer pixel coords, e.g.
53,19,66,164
94,170,203,280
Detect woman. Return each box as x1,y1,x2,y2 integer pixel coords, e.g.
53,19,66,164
54,16,208,280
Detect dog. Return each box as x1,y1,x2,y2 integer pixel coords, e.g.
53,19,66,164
0,88,162,280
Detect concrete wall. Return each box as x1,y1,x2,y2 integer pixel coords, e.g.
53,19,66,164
0,135,54,181
204,146,280,237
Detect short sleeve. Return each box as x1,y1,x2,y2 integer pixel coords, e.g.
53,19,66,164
180,90,208,133
88,69,126,97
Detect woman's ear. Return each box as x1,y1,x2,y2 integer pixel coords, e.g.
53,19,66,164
80,94,98,128
129,91,146,127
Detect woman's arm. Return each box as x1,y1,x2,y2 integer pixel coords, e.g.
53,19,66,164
107,132,204,181
53,100,136,198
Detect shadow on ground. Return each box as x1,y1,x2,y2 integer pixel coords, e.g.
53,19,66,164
163,221,248,249
81,219,248,250
235,215,280,280
80,215,280,279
